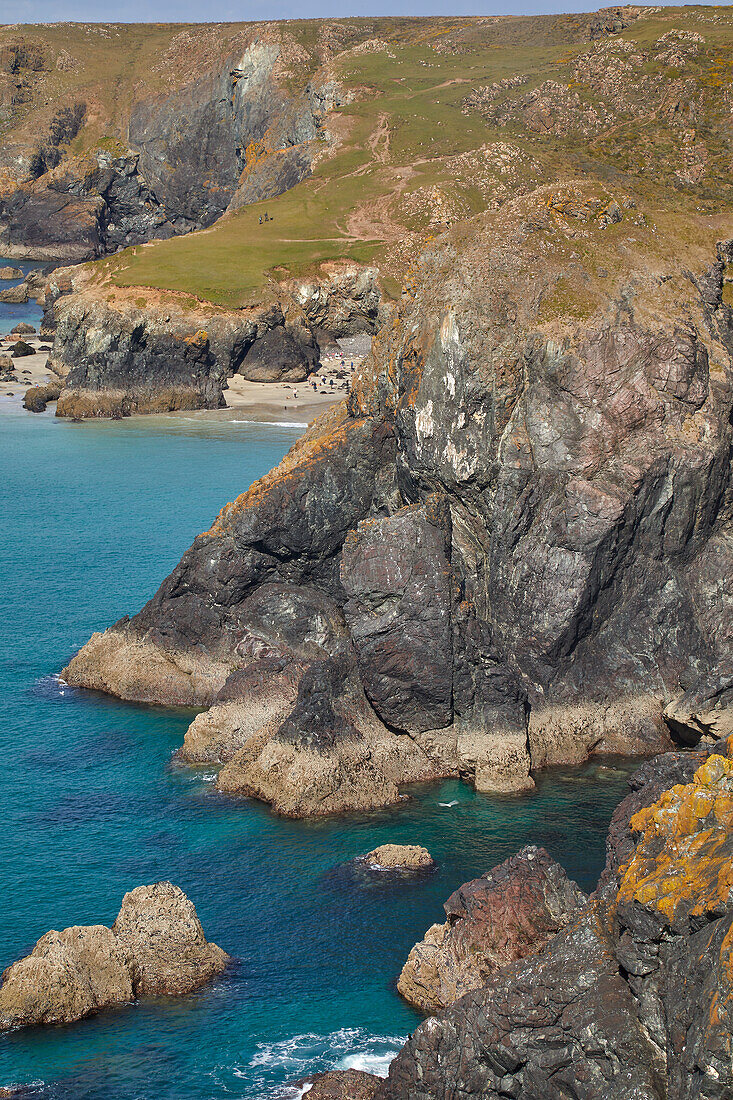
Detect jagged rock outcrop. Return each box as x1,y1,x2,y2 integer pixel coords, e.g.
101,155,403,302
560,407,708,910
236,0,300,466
0,882,228,1030
373,740,733,1099
398,846,585,1013
62,186,733,810
51,278,320,418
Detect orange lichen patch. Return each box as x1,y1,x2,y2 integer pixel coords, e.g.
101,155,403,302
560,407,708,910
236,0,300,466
204,401,351,537
184,329,209,345
616,752,733,931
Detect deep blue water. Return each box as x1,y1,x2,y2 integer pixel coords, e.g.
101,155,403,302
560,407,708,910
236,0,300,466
0,406,634,1098
0,261,46,335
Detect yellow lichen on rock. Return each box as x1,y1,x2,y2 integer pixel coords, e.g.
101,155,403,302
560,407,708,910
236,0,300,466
616,749,733,929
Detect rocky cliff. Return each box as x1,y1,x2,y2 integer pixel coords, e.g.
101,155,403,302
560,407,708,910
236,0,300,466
375,739,733,1099
0,24,350,261
46,258,381,418
62,186,733,808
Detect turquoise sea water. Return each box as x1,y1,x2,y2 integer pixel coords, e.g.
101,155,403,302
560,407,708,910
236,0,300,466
0,262,46,335
0,406,634,1099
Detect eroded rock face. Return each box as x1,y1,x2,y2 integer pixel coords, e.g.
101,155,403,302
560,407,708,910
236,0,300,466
51,282,321,418
62,190,733,812
376,742,733,1100
397,846,585,1013
0,882,228,1030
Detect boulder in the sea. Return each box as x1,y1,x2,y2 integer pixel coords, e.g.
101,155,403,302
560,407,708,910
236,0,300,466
23,380,62,412
0,266,23,280
11,323,36,335
363,844,434,871
0,882,228,1030
0,284,28,304
397,845,585,1013
299,1069,381,1099
111,881,229,996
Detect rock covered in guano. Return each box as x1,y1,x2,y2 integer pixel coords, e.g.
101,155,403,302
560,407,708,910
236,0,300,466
0,882,228,1030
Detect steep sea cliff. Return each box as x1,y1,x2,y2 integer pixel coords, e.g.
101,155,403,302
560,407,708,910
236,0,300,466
0,402,632,1097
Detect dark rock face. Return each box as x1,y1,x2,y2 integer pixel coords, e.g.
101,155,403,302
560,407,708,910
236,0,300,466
341,503,454,733
397,845,586,1012
63,193,733,808
238,318,319,382
52,288,321,418
378,743,733,1100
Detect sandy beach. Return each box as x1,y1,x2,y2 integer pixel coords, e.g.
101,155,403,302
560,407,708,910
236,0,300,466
0,331,368,423
0,331,56,413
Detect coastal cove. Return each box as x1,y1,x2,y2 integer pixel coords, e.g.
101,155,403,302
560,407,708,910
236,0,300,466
0,407,633,1099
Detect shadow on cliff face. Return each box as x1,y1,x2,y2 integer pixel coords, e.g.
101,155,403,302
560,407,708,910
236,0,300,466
61,186,733,819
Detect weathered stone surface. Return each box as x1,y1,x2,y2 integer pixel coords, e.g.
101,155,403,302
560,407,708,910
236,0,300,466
0,881,227,1030
237,314,318,382
398,845,585,1013
11,322,36,335
374,742,733,1100
0,266,22,279
363,844,434,870
287,262,384,338
111,882,228,996
62,192,733,813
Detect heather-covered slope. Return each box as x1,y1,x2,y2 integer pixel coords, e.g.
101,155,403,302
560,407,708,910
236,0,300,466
63,188,733,809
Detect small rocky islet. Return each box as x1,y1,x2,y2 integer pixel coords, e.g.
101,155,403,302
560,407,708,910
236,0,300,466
1,5,733,1098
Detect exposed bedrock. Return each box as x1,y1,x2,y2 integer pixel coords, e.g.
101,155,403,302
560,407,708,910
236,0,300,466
0,882,229,1030
52,286,319,419
377,741,733,1100
63,190,733,812
397,845,586,1013
0,40,343,261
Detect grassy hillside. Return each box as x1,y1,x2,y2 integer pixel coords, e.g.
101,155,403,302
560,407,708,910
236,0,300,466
5,7,733,306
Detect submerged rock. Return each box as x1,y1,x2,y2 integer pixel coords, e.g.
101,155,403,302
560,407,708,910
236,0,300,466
0,882,228,1030
397,846,585,1013
363,844,434,871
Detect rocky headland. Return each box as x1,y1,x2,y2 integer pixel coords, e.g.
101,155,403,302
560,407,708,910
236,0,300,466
61,183,733,810
304,739,733,1099
0,882,229,1030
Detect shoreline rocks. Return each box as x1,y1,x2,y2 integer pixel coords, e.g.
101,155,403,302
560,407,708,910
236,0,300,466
374,739,733,1099
0,882,229,1031
397,845,585,1013
363,844,434,871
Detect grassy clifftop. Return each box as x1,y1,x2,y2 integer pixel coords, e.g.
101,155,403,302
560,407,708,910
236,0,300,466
5,7,733,304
